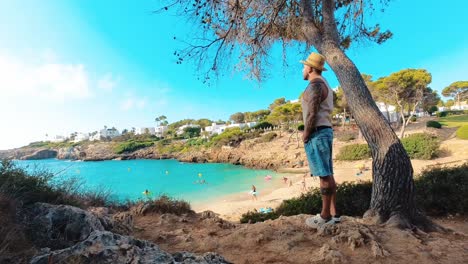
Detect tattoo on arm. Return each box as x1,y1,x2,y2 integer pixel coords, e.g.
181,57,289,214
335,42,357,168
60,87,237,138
304,82,323,139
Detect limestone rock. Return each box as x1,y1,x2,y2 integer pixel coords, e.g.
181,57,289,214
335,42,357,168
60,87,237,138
30,231,231,264
21,203,104,250
21,149,57,160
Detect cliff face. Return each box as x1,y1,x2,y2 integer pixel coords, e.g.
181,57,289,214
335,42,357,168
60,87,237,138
21,149,58,160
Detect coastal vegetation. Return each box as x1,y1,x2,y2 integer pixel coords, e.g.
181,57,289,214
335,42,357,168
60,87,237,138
336,133,441,161
240,163,468,223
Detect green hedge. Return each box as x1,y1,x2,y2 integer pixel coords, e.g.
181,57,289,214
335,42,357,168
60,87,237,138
456,125,468,139
336,133,440,160
114,141,154,154
426,120,441,129
436,110,467,117
241,163,468,223
401,133,440,159
336,144,371,160
415,163,468,215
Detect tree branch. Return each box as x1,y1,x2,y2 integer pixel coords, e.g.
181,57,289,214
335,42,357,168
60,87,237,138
322,0,340,42
300,0,323,47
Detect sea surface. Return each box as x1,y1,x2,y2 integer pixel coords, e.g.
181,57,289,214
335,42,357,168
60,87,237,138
13,159,280,204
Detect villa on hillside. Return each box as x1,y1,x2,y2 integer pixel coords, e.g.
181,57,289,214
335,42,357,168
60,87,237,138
135,127,156,135
203,121,258,136
155,125,168,137
204,123,228,135
90,127,120,141
49,135,66,143
73,133,89,143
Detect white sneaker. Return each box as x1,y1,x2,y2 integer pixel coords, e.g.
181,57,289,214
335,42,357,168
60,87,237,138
305,214,332,228
331,215,341,224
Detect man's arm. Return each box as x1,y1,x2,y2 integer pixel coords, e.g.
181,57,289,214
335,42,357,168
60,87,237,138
303,82,323,143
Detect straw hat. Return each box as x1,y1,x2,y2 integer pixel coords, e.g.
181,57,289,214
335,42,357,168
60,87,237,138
300,52,327,71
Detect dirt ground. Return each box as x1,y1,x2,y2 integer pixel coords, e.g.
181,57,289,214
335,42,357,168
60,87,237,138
133,212,467,264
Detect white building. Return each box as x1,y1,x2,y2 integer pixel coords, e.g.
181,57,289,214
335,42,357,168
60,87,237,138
450,100,468,110
90,127,120,141
50,135,66,143
204,123,228,135
155,125,168,137
376,102,399,123
73,133,89,143
177,124,201,135
135,127,156,135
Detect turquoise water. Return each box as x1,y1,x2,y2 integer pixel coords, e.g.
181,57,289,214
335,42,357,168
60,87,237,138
13,159,279,204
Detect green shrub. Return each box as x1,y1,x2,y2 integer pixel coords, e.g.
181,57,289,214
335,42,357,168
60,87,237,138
456,125,468,139
436,110,465,117
253,121,273,130
401,133,440,159
130,195,194,216
428,106,438,114
297,124,304,131
409,115,417,122
0,160,108,207
209,127,245,147
259,132,277,143
336,131,356,142
240,163,468,223
426,120,442,129
114,141,154,154
415,163,468,216
336,144,371,160
240,211,278,223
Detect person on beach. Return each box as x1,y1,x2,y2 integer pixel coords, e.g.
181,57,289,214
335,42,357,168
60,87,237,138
300,52,340,228
289,179,293,187
251,185,257,201
282,176,288,184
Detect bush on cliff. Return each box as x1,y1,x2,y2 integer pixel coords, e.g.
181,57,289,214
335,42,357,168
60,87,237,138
0,160,111,208
114,141,154,154
209,127,245,147
240,163,468,223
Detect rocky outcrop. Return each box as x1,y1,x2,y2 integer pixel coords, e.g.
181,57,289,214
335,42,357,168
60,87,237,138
30,230,231,264
57,146,85,160
21,203,105,250
21,149,57,160
88,206,134,235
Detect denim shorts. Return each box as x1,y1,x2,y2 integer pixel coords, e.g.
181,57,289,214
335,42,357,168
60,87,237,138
304,128,334,177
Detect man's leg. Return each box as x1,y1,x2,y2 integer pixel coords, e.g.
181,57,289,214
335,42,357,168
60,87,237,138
329,175,338,216
319,176,333,220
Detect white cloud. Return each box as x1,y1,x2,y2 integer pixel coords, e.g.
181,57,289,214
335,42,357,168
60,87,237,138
0,53,91,102
97,73,119,91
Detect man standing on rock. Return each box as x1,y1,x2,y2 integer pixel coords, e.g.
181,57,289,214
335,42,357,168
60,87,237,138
300,52,340,228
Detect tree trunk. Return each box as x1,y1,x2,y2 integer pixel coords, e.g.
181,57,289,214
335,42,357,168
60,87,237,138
318,42,429,229
342,109,346,128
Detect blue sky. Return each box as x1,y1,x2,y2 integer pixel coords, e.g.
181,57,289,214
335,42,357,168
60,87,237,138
0,0,467,149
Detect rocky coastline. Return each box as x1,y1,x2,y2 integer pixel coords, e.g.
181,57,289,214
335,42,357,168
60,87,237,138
0,136,307,171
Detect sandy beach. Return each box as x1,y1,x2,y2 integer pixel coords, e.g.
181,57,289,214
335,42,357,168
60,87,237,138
193,137,468,221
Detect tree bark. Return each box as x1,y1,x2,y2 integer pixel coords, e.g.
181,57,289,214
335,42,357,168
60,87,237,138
317,41,428,228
